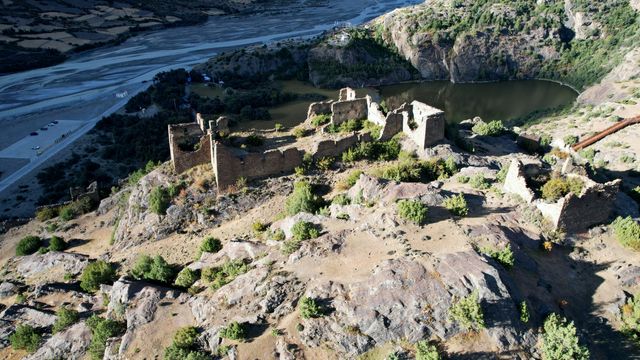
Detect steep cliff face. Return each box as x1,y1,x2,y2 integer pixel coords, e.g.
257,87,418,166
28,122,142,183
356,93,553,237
372,0,639,89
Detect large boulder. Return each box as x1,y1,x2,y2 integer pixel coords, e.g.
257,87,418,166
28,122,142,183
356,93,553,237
25,322,92,360
14,252,89,284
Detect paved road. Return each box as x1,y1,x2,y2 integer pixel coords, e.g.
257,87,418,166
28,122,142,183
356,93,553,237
0,0,422,194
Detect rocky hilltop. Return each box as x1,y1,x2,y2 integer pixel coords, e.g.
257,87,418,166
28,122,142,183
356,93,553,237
0,1,640,360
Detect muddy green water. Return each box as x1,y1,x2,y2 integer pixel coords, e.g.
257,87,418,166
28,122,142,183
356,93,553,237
237,79,578,130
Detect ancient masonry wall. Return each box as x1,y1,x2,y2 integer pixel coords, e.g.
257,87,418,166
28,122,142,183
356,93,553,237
213,141,304,192
313,132,372,159
403,101,445,148
168,123,212,174
331,98,368,125
503,160,535,203
367,97,386,125
339,87,357,101
379,103,412,141
307,100,333,120
536,177,621,232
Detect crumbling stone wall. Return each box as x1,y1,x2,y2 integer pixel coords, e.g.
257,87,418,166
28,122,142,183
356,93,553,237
536,177,621,232
307,100,333,120
503,159,535,203
339,87,357,101
168,123,212,174
212,142,304,192
379,103,411,141
403,101,445,148
313,132,372,159
331,98,368,125
70,181,100,205
367,96,386,125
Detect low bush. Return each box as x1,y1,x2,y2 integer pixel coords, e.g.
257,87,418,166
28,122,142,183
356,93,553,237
285,181,323,216
292,127,308,138
48,236,66,252
611,216,640,250
469,173,491,190
86,315,126,360
341,138,401,163
131,255,175,284
197,237,222,259
220,321,245,340
291,221,320,241
541,314,589,360
621,293,640,342
519,301,530,324
340,170,363,189
397,200,428,225
541,177,584,202
163,326,211,360
52,307,80,333
269,229,286,241
415,340,441,360
245,134,264,147
149,186,171,215
36,206,59,221
174,268,199,288
310,114,330,127
448,291,485,331
59,197,94,221
332,194,351,205
80,260,116,293
252,221,268,233
481,244,515,269
472,120,504,136
563,135,579,146
16,236,42,256
299,296,322,319
443,194,468,217
326,118,363,133
9,324,41,352
201,260,248,290
316,156,334,171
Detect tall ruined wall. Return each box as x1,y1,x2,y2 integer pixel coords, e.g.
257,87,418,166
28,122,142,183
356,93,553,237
379,103,411,141
403,101,445,149
503,159,535,203
331,98,368,125
307,100,333,120
367,96,386,126
313,132,372,159
169,123,212,174
213,142,304,192
536,177,621,232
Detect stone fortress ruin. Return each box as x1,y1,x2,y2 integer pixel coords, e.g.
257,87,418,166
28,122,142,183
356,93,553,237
168,87,446,192
502,158,621,233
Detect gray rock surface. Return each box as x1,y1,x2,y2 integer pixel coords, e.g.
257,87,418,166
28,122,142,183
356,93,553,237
25,322,92,360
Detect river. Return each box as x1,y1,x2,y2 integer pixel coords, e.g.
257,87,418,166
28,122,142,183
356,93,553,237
0,0,423,193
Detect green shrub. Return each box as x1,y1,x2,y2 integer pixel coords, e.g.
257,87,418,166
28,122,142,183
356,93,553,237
16,236,42,256
131,255,175,284
291,221,320,241
9,324,41,352
80,260,116,293
519,301,530,324
481,244,514,269
397,200,428,225
316,157,334,171
149,186,171,215
611,216,640,250
274,123,284,132
332,194,351,205
174,268,199,288
36,206,59,221
563,135,579,146
469,173,491,190
621,293,640,342
245,133,264,146
299,296,322,319
449,291,485,331
15,293,26,304
472,120,504,136
541,314,589,360
197,237,222,259
252,221,268,233
59,197,94,221
285,181,322,216
341,170,363,189
541,177,584,202
201,260,248,290
48,236,66,252
458,175,470,183
86,315,126,360
341,138,401,163
269,229,286,241
379,161,422,182
220,321,245,340
173,326,199,349
53,307,80,333
443,194,468,217
363,120,382,139
578,148,597,163
292,127,308,138
310,114,330,127
415,340,440,360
